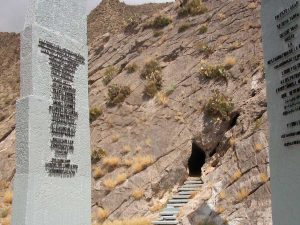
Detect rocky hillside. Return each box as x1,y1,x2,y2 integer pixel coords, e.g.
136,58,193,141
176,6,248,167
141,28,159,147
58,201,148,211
0,0,271,225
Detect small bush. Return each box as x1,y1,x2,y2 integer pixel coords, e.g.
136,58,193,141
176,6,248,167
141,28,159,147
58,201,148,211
199,64,228,80
103,178,117,190
3,191,13,204
178,23,192,33
178,0,208,17
107,84,131,106
145,16,172,29
196,43,214,57
122,159,133,167
115,173,128,185
103,156,120,168
224,56,237,70
140,60,161,80
131,155,154,174
230,169,242,182
122,145,132,153
89,107,103,123
198,25,208,34
205,91,234,120
150,202,165,212
93,167,105,179
111,134,119,143
153,30,164,37
235,188,250,202
131,189,145,200
126,63,138,74
155,92,168,106
259,172,269,183
102,66,119,85
255,143,263,152
91,148,107,162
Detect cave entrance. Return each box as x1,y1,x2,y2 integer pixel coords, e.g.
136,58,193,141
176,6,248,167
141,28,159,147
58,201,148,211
188,141,206,177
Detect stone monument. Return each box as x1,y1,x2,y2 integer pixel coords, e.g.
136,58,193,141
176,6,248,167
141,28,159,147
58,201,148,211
262,1,300,224
12,1,91,225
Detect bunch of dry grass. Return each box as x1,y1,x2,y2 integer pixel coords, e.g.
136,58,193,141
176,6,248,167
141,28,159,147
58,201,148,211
131,189,145,200
103,156,120,168
131,155,154,173
3,191,13,204
93,167,105,179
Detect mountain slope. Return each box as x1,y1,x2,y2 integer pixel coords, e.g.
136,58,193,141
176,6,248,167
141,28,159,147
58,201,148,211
0,0,271,225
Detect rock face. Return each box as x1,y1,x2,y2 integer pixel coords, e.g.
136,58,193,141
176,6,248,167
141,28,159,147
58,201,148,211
0,0,272,224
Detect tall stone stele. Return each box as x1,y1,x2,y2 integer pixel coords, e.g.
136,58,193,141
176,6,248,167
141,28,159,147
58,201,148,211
262,0,300,224
12,1,91,225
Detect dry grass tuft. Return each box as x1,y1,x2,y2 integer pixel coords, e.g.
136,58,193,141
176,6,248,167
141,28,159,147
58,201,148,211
144,138,152,147
126,63,138,74
97,208,109,221
132,155,154,174
102,66,119,85
178,0,208,17
116,173,128,185
103,156,120,168
215,206,225,214
1,217,11,225
3,191,13,204
259,172,269,183
255,143,264,152
236,188,250,202
150,202,165,212
122,145,132,154
219,190,227,200
196,43,214,57
103,178,117,190
122,159,133,167
107,85,131,106
111,135,120,143
93,167,105,179
131,189,145,200
224,56,237,70
230,169,242,182
91,148,107,162
155,92,168,106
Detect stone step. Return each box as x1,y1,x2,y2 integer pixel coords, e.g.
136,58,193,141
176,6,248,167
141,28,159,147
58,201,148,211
172,195,191,199
186,177,202,181
161,216,177,220
164,207,180,211
153,221,179,225
169,199,189,203
178,187,200,191
181,184,202,188
184,180,203,185
167,203,186,207
160,211,178,216
178,191,194,195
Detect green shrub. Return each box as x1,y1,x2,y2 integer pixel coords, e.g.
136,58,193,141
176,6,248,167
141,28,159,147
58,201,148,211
144,16,172,29
153,30,164,37
107,84,131,106
199,64,228,80
141,60,162,80
141,60,163,98
205,90,234,120
178,23,192,33
102,66,119,85
178,0,208,17
91,148,107,162
89,107,102,123
196,42,214,57
198,25,208,34
126,63,138,74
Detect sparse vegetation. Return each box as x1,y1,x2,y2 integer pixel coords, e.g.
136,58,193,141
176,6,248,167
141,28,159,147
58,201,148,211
204,90,234,121
3,191,12,204
255,143,264,152
150,202,165,212
144,138,152,147
145,16,172,29
93,167,105,179
165,84,177,96
153,30,164,37
89,107,103,123
103,156,120,168
178,0,208,17
131,155,154,173
116,173,128,185
178,23,192,33
103,178,117,190
131,189,145,200
102,217,151,225
97,208,109,221
236,188,250,202
155,92,168,106
102,66,119,85
122,145,132,154
253,117,263,130
198,25,208,34
230,169,242,182
219,190,226,200
199,64,228,80
196,43,214,57
140,60,161,80
107,84,131,106
259,172,269,183
224,56,237,70
111,134,120,143
91,148,107,162
126,63,138,74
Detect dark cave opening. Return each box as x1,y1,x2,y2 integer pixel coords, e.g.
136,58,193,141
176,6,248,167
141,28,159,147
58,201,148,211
188,142,206,177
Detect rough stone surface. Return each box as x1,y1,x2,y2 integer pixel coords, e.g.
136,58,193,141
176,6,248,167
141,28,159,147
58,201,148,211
0,0,271,224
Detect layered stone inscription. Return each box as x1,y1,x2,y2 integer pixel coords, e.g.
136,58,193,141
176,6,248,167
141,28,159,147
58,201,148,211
38,40,84,177
266,1,300,147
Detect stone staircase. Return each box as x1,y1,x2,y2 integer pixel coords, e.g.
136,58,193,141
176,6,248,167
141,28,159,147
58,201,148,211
152,177,203,225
